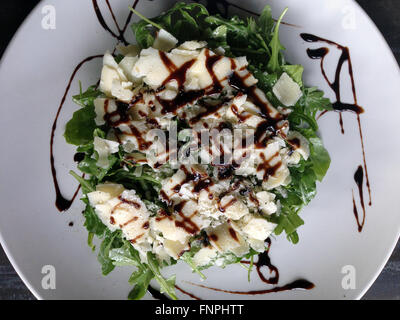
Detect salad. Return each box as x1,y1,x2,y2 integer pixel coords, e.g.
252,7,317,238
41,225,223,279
64,2,331,300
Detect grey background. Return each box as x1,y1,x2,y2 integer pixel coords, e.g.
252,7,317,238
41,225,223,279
0,0,399,300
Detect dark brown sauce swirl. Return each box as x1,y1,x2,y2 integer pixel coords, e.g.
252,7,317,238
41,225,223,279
147,286,170,300
189,238,314,296
191,279,314,295
352,166,366,232
73,152,85,163
301,33,372,232
301,34,364,116
50,54,102,211
92,0,138,45
175,285,202,300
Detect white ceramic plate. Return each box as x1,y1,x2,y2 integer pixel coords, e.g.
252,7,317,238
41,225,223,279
0,0,399,300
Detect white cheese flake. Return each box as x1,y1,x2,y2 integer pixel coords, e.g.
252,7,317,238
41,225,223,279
87,185,151,252
193,246,218,267
93,136,120,169
152,29,178,52
273,72,303,107
94,98,117,126
256,191,277,215
219,195,249,220
287,131,310,160
207,223,249,257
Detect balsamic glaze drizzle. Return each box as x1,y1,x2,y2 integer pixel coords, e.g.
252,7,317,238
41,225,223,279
147,286,170,300
92,0,138,45
50,54,102,211
175,285,202,300
73,152,85,163
301,33,364,118
353,166,366,232
189,238,314,296
251,238,279,285
190,279,314,295
300,33,372,232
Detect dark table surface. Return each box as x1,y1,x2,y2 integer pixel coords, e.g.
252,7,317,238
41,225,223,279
0,0,399,300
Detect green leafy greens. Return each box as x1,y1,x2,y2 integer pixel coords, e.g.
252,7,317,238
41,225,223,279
64,2,331,299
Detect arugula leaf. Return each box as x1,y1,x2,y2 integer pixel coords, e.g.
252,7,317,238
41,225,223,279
210,25,228,49
248,254,254,282
131,19,155,48
282,65,304,86
64,85,102,146
147,252,178,300
128,269,153,300
131,2,210,48
109,244,142,267
129,7,163,30
87,232,96,252
258,5,274,38
109,242,154,300
98,230,124,276
82,199,106,237
250,68,278,91
205,15,250,49
309,137,331,182
273,211,304,243
172,9,203,41
78,154,119,182
106,168,161,187
289,111,319,131
287,231,299,244
64,105,97,146
109,243,179,300
301,87,333,114
292,166,318,205
267,7,288,72
180,251,206,279
239,254,255,282
197,247,260,271
69,170,95,194
72,85,102,108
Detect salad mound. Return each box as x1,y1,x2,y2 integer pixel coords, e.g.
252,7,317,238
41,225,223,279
65,3,331,300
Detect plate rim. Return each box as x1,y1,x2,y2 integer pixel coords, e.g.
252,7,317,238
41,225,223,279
0,0,398,300
346,0,400,300
0,0,43,300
